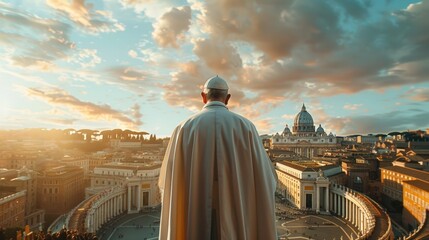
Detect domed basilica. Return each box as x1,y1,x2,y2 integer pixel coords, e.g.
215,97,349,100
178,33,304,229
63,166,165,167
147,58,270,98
271,104,338,158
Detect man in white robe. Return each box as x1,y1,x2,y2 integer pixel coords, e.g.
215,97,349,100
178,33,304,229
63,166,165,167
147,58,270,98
158,76,277,240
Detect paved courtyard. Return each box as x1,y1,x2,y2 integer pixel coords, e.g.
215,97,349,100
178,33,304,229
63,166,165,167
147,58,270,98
97,210,161,240
97,203,359,240
276,215,360,240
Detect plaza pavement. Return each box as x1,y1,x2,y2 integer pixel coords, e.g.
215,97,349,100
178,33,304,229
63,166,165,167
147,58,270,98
97,210,161,240
97,203,359,240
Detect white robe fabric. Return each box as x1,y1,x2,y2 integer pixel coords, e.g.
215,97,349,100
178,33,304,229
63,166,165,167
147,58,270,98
159,101,277,240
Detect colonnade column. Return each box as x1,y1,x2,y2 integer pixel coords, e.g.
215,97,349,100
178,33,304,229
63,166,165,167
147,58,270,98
137,185,142,212
113,197,116,216
120,195,123,213
104,201,107,222
97,207,100,229
101,204,104,224
344,199,347,220
316,186,320,212
100,203,103,224
353,204,357,226
357,206,360,228
332,193,336,213
342,196,345,218
325,187,329,213
127,185,131,213
335,194,338,214
334,193,338,215
94,212,98,232
106,199,112,221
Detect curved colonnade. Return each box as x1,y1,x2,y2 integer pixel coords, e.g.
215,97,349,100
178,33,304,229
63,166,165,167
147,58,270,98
404,210,429,240
63,183,393,238
64,186,134,233
330,184,393,240
85,187,127,233
63,186,127,233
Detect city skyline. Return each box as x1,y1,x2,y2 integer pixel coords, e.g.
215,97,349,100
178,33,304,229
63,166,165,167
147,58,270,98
1,0,428,137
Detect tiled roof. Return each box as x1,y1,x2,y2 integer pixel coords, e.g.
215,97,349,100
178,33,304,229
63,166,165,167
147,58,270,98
381,166,429,182
403,179,429,191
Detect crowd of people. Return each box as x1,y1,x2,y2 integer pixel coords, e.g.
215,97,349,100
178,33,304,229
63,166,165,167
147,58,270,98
0,228,98,240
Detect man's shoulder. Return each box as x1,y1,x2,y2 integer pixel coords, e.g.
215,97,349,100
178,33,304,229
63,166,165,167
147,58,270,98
227,110,253,123
174,107,256,132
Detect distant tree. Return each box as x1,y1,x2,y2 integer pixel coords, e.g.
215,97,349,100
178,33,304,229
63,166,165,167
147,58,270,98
100,130,112,141
77,129,96,142
111,129,123,139
387,132,401,136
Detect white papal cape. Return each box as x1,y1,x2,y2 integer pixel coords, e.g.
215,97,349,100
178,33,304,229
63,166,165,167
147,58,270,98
158,101,277,240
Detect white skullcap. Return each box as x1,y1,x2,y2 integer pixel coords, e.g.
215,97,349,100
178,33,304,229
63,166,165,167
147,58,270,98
203,75,229,90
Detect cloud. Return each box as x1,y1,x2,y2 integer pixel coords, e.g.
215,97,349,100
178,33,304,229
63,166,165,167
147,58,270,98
282,114,295,120
193,38,243,76
161,60,279,131
128,50,138,58
46,0,125,33
307,105,429,135
201,0,342,60
403,88,429,102
183,0,429,101
46,118,78,125
103,66,169,98
0,3,74,70
26,87,142,129
343,104,363,111
127,47,175,68
130,103,143,126
119,0,177,19
152,6,192,48
108,66,150,82
162,61,211,112
68,48,101,68
332,0,368,19
253,118,273,134
336,110,429,135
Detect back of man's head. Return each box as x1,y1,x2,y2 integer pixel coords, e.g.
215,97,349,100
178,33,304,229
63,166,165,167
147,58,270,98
203,76,229,102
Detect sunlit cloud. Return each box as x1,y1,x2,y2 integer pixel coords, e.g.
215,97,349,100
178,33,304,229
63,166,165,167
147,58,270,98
0,2,75,70
253,118,273,134
193,37,243,76
282,114,295,120
128,49,138,58
403,88,429,102
68,48,101,68
26,87,142,129
46,0,125,33
162,61,211,112
152,6,192,48
119,0,178,19
343,104,363,111
46,118,78,125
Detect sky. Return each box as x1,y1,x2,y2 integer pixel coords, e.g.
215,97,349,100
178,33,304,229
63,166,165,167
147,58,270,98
1,0,429,137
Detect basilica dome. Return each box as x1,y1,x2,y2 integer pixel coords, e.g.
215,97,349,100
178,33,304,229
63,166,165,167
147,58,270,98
292,104,315,133
282,124,291,135
316,124,325,133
